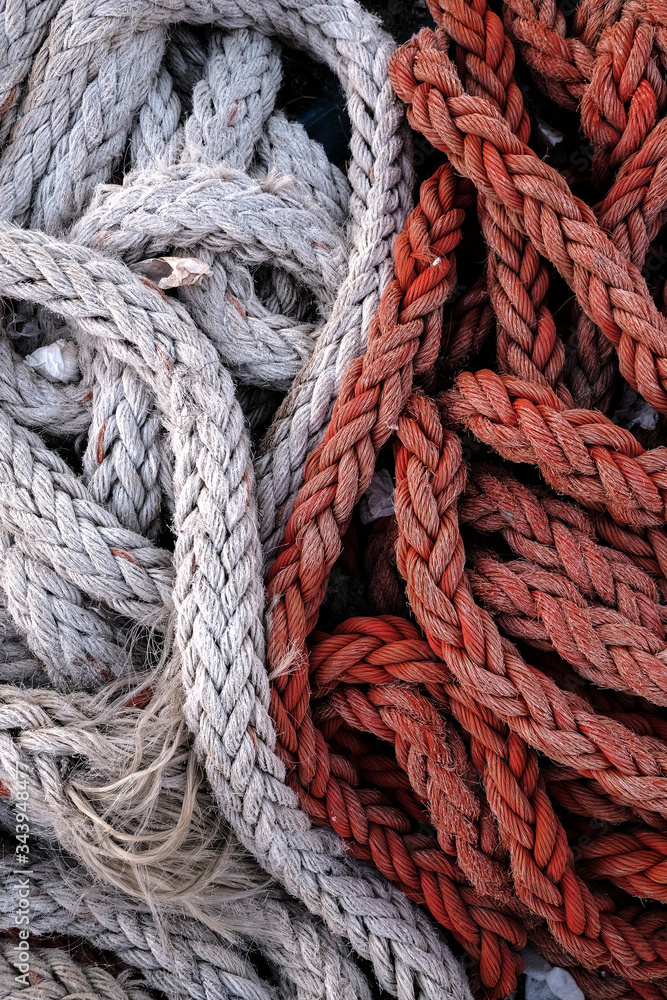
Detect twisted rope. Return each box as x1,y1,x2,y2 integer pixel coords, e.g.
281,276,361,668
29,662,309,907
389,16,667,416
431,0,574,399
0,834,375,1000
0,938,153,1000
0,220,473,1000
460,464,667,620
11,0,667,997
0,2,482,995
261,5,667,983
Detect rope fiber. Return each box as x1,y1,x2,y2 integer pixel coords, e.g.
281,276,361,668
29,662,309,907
7,0,667,998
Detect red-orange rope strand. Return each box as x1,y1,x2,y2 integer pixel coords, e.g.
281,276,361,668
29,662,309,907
267,162,471,779
309,613,667,994
460,464,667,619
389,18,667,415
442,370,667,536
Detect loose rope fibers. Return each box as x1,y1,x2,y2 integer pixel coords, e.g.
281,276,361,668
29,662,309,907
0,2,476,999
262,1,667,999
0,832,371,1000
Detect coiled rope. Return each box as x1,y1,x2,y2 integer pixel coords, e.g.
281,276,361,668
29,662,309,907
8,0,667,997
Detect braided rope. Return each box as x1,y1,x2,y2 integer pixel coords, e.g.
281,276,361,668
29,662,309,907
310,612,667,891
306,607,667,996
0,4,482,995
0,0,413,563
389,390,667,984
461,464,667,619
504,0,667,409
0,221,474,1000
0,833,377,1000
505,0,666,176
260,6,667,982
266,161,470,768
389,18,667,416
11,0,667,997
428,0,575,399
0,938,154,1000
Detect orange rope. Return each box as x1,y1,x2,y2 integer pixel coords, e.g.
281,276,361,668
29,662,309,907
390,19,667,413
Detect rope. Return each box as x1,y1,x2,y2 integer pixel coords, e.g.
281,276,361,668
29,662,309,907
0,835,372,1000
306,606,667,997
460,464,667,618
0,213,472,1000
0,938,153,1000
261,2,667,998
9,0,667,996
467,548,667,704
0,3,477,999
390,14,667,415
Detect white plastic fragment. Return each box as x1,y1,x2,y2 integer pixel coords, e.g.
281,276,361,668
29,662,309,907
157,256,213,288
130,256,213,289
612,384,659,432
359,469,395,524
25,339,79,383
522,948,585,1000
537,120,565,146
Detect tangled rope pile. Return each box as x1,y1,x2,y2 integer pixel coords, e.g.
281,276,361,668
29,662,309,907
7,0,667,997
0,3,477,1000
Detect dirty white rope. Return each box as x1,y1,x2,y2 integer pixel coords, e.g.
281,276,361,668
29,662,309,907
0,835,374,1000
0,654,376,1000
75,28,350,391
0,938,154,1000
0,830,372,1000
0,0,413,560
0,221,471,1000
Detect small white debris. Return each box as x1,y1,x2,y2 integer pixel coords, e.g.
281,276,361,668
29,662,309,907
522,948,585,1000
538,120,565,147
157,256,213,288
130,256,212,289
25,339,79,383
359,469,395,524
612,384,659,432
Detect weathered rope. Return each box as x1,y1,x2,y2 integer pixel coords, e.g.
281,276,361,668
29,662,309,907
505,0,666,176
259,3,667,998
0,3,481,998
0,0,413,562
11,0,667,997
0,833,373,1000
433,0,572,401
390,11,667,415
0,938,153,1000
467,548,667,705
0,222,473,1000
301,394,667,993
460,464,667,621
